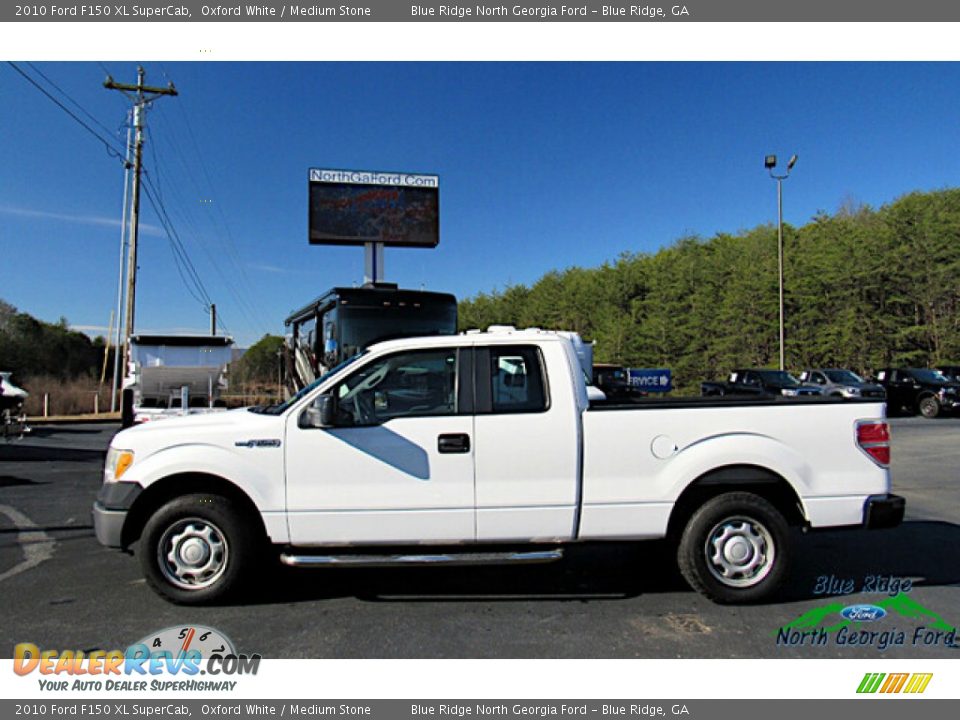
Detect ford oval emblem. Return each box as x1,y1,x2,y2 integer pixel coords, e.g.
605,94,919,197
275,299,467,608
841,604,887,622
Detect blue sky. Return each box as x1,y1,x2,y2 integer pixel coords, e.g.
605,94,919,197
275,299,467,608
2,61,959,347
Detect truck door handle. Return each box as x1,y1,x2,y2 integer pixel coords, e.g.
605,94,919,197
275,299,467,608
438,433,470,454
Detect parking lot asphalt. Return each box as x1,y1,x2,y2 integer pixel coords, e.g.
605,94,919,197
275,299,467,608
1,416,958,658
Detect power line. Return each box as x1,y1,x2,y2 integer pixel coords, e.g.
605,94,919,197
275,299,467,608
145,126,164,203
140,135,268,338
141,178,233,337
11,60,254,342
141,174,213,309
7,62,125,161
25,62,119,141
154,69,274,336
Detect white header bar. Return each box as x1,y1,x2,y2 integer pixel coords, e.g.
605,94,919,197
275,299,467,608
310,168,440,188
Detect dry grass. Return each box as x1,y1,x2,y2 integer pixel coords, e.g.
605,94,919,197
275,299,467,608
19,374,114,417
220,384,283,408
15,376,283,416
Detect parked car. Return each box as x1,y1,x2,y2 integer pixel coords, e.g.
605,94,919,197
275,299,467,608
1,371,30,439
875,367,960,418
701,369,822,398
592,364,630,399
936,365,960,383
592,364,648,402
798,368,886,400
94,329,900,606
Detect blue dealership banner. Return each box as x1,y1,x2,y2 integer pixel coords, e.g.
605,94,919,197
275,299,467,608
629,368,672,392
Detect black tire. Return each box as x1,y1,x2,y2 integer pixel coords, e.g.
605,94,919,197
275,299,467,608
677,491,790,604
139,493,260,605
918,395,940,419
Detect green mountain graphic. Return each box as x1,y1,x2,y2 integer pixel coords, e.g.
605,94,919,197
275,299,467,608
774,592,955,636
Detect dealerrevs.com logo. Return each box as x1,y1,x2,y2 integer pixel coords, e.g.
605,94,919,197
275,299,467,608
13,625,260,692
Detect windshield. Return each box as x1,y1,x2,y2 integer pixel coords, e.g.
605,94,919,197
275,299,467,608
337,303,457,358
825,370,864,384
910,368,950,384
250,352,365,415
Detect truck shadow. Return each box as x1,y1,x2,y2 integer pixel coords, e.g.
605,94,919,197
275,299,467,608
254,542,681,604
26,426,115,437
248,520,960,606
784,520,960,602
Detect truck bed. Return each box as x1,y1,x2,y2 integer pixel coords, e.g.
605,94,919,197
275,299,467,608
578,397,889,539
588,395,882,411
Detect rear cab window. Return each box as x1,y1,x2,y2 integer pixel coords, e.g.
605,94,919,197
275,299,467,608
477,345,549,414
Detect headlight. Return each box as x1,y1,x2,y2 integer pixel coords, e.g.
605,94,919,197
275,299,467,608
844,387,861,396
104,448,135,482
781,388,798,397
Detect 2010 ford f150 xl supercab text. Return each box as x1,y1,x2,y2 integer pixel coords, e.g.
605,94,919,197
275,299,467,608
93,328,904,604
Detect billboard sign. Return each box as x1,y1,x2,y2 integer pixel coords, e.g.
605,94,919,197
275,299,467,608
308,168,439,247
628,368,672,393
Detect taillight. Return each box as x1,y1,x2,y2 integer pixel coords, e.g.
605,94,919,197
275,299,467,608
857,420,891,467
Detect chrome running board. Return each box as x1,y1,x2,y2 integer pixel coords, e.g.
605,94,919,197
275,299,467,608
279,549,563,568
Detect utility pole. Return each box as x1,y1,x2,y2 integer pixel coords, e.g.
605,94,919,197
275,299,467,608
105,67,177,389
110,115,132,412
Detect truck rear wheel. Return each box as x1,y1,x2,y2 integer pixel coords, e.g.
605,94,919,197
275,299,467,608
677,492,790,604
918,395,940,419
140,493,258,604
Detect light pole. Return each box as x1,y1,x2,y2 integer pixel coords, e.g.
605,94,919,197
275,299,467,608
765,153,798,371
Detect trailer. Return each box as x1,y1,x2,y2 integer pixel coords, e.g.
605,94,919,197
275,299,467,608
123,334,234,424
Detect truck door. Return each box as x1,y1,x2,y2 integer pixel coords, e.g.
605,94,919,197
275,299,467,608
885,369,907,411
284,347,475,545
472,344,580,542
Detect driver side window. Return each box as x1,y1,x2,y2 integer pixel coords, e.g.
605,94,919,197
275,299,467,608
332,349,458,426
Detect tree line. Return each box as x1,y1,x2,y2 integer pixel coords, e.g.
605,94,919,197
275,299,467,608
0,300,112,381
458,188,960,393
0,298,282,399
4,188,959,396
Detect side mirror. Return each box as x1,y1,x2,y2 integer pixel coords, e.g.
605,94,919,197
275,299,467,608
300,394,336,429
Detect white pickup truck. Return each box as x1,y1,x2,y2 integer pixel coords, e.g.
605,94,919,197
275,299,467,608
93,328,903,605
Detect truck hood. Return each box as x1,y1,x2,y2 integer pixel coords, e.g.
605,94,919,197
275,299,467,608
112,406,283,451
852,383,886,393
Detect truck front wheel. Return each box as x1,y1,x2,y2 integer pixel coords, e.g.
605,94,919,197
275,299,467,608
140,493,257,604
677,492,790,604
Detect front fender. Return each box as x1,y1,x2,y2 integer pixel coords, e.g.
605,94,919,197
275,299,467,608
122,443,284,514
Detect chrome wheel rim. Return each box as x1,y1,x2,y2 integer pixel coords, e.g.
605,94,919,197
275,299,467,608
704,515,775,588
157,518,228,590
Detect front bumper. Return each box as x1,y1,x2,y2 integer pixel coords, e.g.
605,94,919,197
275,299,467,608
92,502,127,547
864,494,905,529
91,481,142,548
